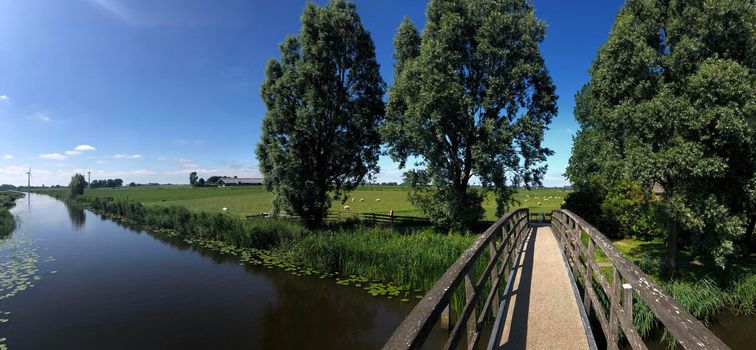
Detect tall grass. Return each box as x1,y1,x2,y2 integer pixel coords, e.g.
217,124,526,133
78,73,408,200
285,228,473,291
83,197,475,299
0,191,24,236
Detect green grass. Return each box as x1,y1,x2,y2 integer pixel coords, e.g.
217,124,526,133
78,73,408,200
36,185,569,220
574,231,756,345
0,191,24,236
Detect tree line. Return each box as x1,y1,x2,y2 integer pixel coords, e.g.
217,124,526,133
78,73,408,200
88,178,124,189
256,0,556,229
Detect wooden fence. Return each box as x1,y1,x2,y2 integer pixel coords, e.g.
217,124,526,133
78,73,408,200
550,209,729,350
360,213,430,225
530,212,552,223
383,208,530,350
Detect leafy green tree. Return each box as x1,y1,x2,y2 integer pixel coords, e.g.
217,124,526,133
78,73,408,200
256,0,385,226
207,176,223,185
198,178,206,187
383,1,557,230
129,182,136,187
567,0,756,274
69,173,86,196
189,172,198,187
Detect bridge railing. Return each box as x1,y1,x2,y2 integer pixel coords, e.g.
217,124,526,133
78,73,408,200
551,209,729,350
383,208,530,350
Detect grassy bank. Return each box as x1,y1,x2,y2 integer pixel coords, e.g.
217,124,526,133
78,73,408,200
583,234,756,345
33,185,569,220
0,191,24,235
40,190,475,305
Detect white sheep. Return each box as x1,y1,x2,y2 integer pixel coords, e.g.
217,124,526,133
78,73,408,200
375,198,381,202
344,205,351,210
351,198,355,202
360,198,365,202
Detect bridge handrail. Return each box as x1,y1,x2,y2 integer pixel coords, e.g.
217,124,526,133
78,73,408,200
383,208,530,350
551,209,729,350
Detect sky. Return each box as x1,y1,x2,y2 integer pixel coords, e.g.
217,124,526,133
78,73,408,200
0,0,624,187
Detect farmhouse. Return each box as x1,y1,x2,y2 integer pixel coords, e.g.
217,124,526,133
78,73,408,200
216,177,264,187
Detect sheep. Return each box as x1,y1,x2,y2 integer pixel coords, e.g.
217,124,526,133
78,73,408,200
222,207,228,212
351,198,355,202
360,198,365,202
375,198,381,202
344,205,351,210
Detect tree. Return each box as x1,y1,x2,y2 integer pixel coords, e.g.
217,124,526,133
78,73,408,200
129,182,136,187
382,1,557,230
189,172,198,187
198,178,206,187
207,176,223,185
256,0,385,226
69,173,86,196
567,0,756,274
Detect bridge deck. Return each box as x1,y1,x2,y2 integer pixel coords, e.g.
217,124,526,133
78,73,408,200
494,226,594,350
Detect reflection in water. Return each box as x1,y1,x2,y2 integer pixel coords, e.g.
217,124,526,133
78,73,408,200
0,194,430,349
65,203,86,229
258,273,378,349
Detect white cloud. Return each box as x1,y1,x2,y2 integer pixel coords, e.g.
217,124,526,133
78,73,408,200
2,155,12,160
95,169,155,176
156,157,168,161
113,154,142,159
74,145,96,151
96,160,109,164
39,153,68,160
29,112,51,122
64,150,81,156
0,95,8,102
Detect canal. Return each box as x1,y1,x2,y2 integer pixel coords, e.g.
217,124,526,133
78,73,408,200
0,193,447,349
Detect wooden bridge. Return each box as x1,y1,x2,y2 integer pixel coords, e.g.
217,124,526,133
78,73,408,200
384,209,731,350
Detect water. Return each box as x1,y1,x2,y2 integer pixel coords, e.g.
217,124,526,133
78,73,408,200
0,194,447,349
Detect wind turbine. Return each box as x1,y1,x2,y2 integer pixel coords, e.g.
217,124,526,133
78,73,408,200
26,168,32,192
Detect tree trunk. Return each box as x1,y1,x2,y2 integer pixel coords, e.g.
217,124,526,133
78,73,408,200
666,220,678,278
747,214,756,253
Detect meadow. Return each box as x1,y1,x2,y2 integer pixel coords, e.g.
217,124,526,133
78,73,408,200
48,185,569,220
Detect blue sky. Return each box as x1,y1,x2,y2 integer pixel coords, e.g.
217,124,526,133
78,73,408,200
0,0,623,186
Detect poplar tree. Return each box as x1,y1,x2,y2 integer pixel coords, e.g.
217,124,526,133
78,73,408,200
256,0,385,226
383,1,557,230
567,0,756,274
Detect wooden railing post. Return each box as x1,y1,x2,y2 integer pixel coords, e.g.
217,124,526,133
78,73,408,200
583,239,595,314
623,283,633,326
464,268,477,349
440,304,451,330
608,268,621,350
488,240,500,318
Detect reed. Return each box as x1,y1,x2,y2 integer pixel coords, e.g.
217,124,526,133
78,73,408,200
0,191,24,236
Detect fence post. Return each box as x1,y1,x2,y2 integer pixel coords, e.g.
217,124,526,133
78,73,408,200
583,239,595,314
440,304,451,330
608,268,621,350
464,268,477,348
623,283,633,325
488,240,500,318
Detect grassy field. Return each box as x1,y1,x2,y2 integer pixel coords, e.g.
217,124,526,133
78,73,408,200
45,185,568,220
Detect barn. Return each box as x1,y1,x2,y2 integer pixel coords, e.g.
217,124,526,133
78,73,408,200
216,177,264,187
